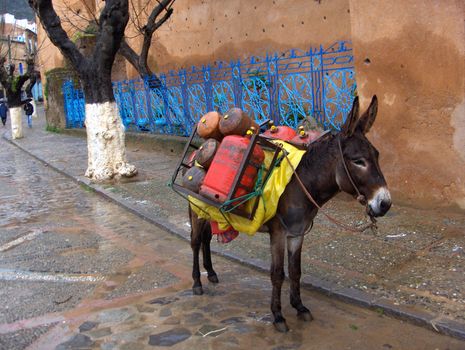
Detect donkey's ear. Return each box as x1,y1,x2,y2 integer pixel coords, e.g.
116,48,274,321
341,96,359,136
357,95,378,134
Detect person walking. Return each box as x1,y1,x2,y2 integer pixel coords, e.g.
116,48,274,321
0,101,7,127
24,101,34,128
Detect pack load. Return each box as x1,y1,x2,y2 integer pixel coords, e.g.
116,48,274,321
171,109,310,243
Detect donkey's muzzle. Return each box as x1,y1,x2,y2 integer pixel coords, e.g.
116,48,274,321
367,187,392,217
379,198,392,213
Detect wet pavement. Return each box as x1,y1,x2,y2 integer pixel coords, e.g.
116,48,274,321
0,109,464,349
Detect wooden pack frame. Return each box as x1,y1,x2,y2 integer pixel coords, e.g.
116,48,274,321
171,124,282,220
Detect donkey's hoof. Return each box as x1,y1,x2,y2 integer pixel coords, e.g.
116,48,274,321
297,310,314,322
273,320,289,333
192,286,204,295
208,274,219,284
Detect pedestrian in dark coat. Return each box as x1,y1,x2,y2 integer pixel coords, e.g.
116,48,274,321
24,101,34,128
0,102,7,126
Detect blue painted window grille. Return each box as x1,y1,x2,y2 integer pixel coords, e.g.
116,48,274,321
62,41,356,136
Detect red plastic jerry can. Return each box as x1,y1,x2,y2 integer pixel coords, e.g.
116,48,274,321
291,127,322,146
199,134,265,204
262,124,297,141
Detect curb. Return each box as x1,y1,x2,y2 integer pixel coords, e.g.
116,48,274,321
4,133,465,341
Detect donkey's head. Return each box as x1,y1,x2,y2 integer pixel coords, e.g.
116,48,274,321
336,96,391,217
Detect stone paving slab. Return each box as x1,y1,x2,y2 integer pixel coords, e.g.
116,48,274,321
4,112,465,340
105,263,180,300
0,280,96,324
0,324,56,350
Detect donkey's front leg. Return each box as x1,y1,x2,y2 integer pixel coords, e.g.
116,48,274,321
270,231,289,332
201,229,219,283
190,210,205,295
191,229,203,295
287,235,313,322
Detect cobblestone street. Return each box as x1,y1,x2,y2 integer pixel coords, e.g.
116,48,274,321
0,114,464,349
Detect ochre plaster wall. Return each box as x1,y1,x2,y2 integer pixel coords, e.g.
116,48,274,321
132,0,351,76
38,0,351,79
348,0,465,209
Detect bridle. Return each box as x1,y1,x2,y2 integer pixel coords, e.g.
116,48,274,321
336,134,368,207
283,133,377,233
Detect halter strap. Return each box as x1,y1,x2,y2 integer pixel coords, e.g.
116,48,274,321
336,135,367,206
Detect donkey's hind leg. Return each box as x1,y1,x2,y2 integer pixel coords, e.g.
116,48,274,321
287,235,313,322
189,208,206,295
270,229,289,332
201,224,219,283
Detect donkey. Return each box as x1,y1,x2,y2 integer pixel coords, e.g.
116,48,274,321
189,95,391,332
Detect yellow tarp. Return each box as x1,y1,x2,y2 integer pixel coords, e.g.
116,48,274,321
190,141,306,235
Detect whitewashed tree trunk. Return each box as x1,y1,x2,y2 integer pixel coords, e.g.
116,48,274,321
10,107,23,139
31,0,133,181
84,101,137,181
31,99,37,118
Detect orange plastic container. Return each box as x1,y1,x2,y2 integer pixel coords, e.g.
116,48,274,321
199,135,265,203
197,111,223,141
219,108,258,136
182,166,206,193
196,139,220,169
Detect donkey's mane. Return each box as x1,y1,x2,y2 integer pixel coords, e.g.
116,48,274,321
306,131,334,153
299,131,336,168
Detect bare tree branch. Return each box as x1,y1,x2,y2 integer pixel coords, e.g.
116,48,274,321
129,0,143,31
25,70,39,98
118,40,140,72
90,0,129,76
140,3,173,65
0,56,35,106
16,56,35,88
28,0,86,72
0,56,10,88
78,0,99,26
120,0,175,77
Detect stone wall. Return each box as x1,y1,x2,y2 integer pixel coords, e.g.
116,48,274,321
44,68,76,129
348,0,465,209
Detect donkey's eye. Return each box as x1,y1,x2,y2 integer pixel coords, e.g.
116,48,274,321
352,159,367,167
